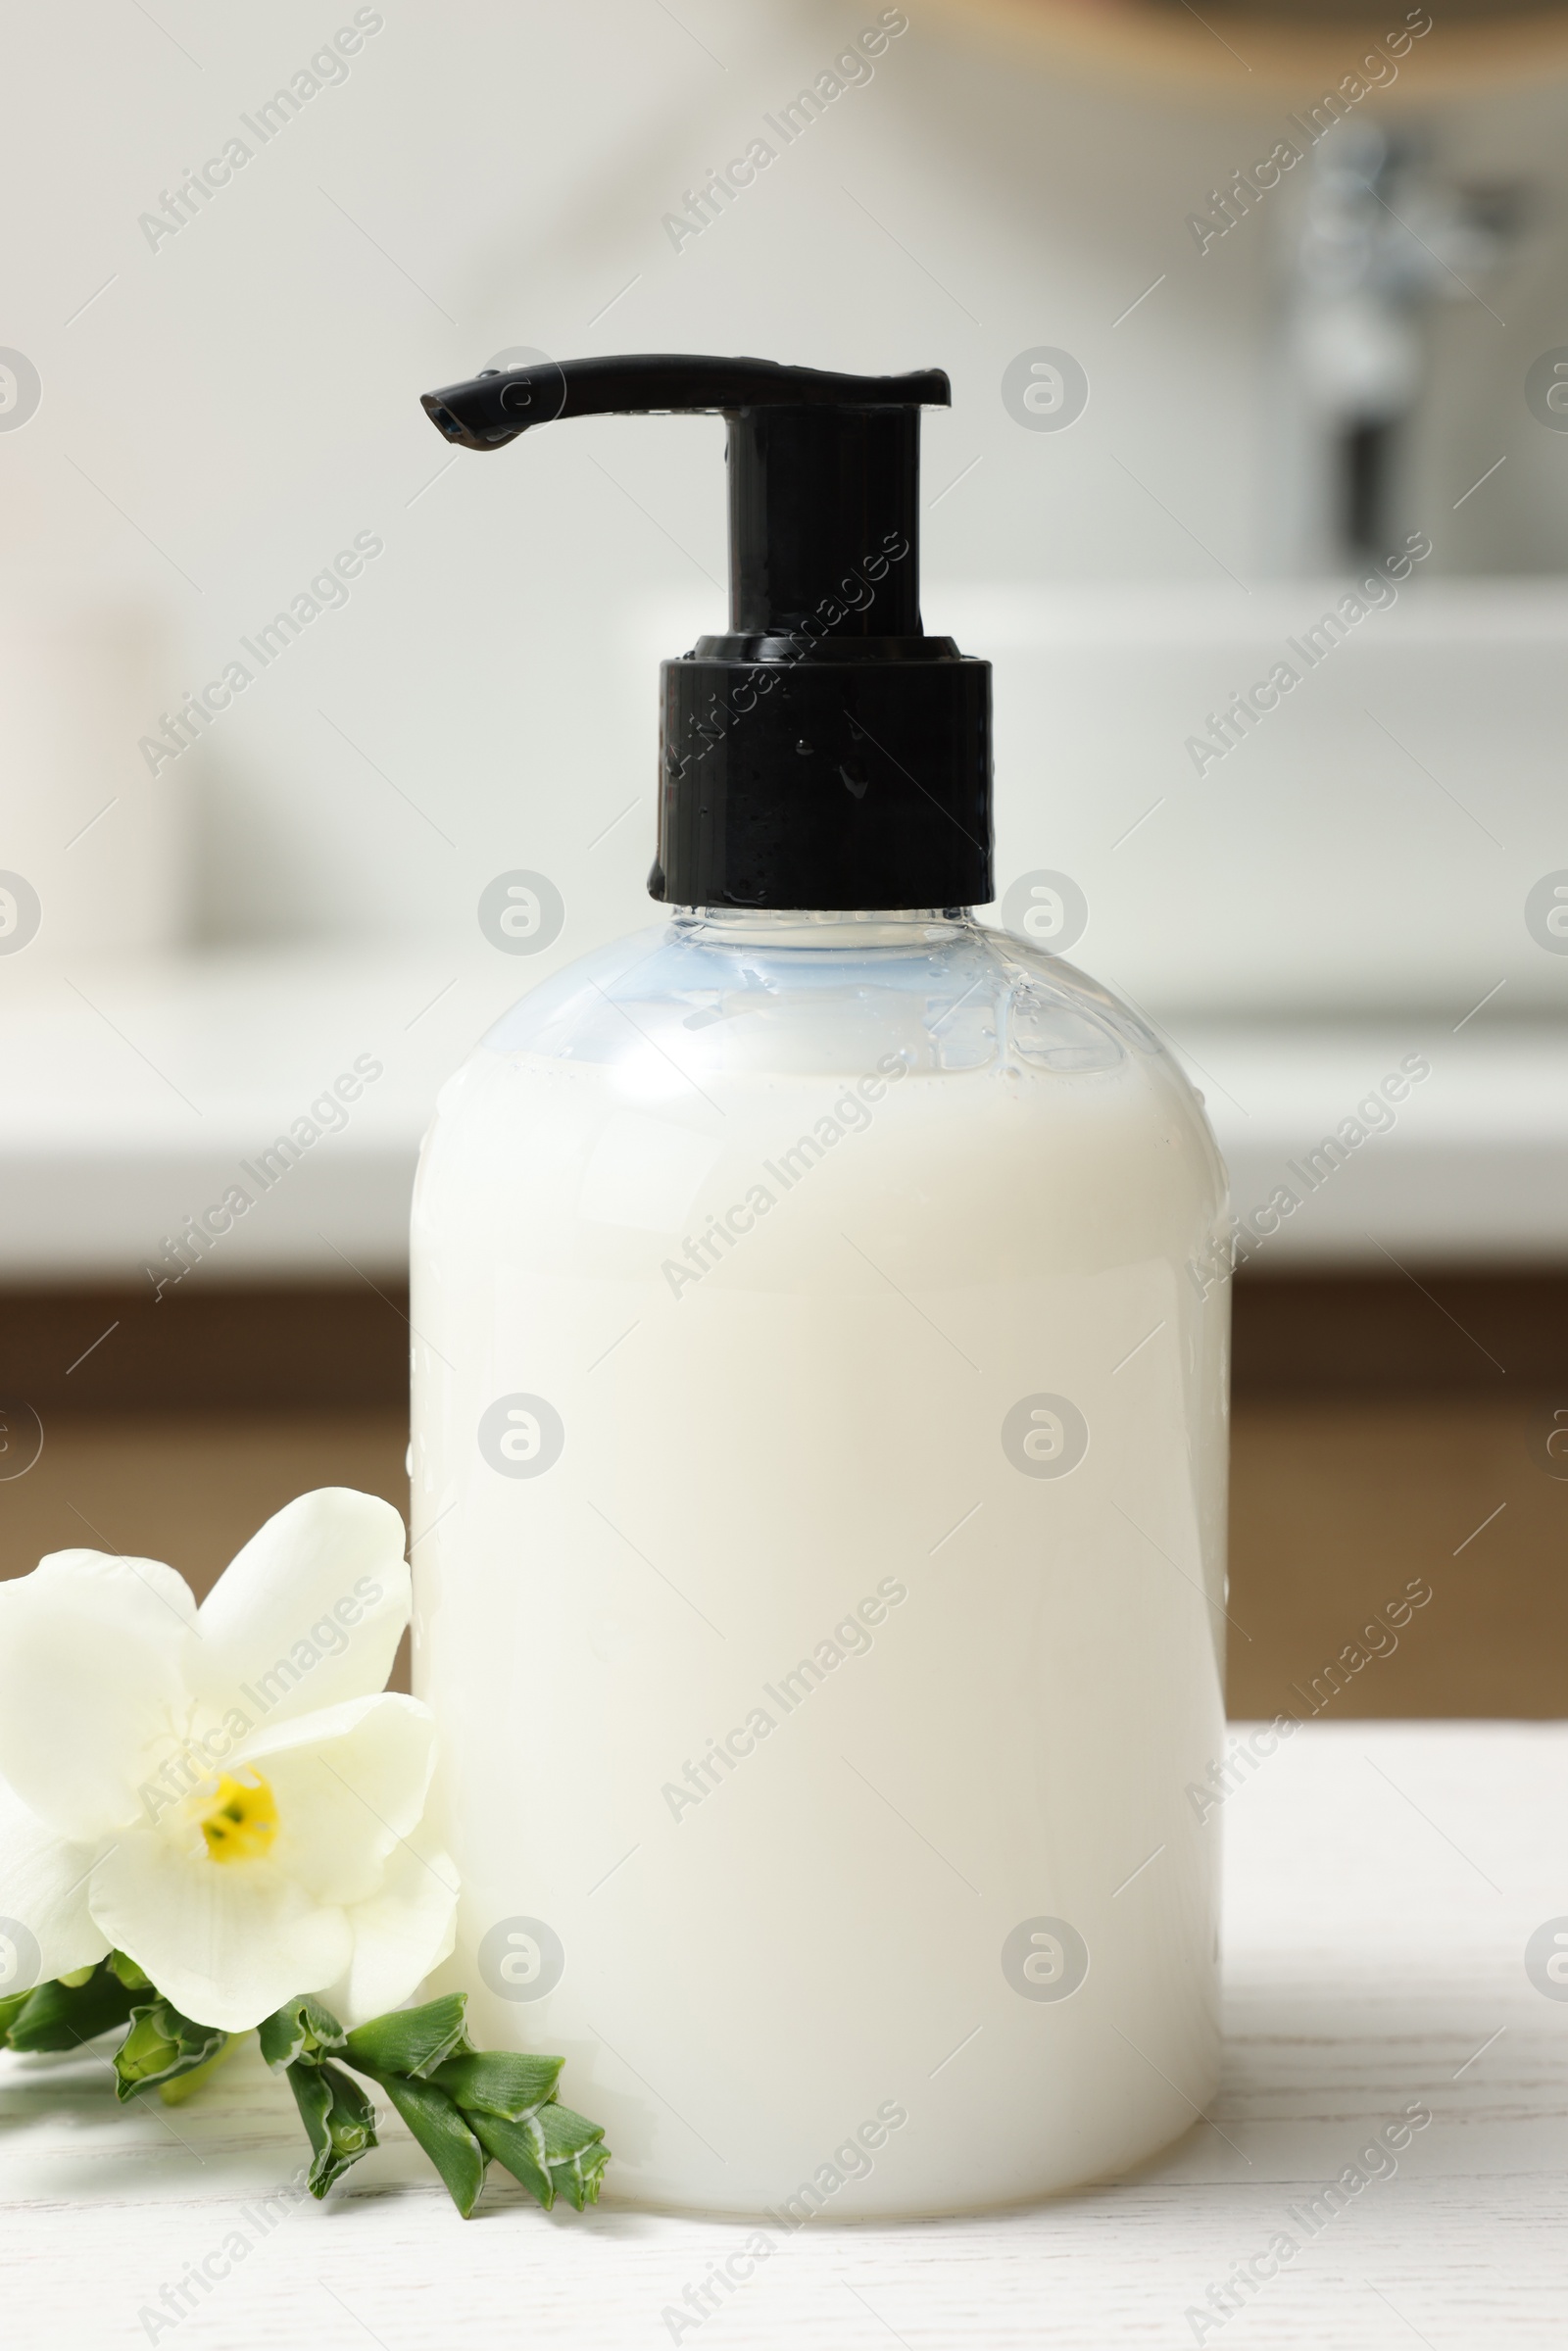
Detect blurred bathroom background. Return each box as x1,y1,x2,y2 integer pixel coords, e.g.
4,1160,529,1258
2,0,1565,1712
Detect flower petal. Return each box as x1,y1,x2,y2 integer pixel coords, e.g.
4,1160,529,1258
0,1779,110,1987
0,1551,197,1839
87,1829,352,2033
237,1693,439,1908
194,1490,410,1727
329,1834,460,2025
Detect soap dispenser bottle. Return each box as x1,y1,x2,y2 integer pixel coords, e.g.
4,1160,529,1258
411,355,1230,2218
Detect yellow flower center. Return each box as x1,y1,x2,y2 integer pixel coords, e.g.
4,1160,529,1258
198,1771,278,1863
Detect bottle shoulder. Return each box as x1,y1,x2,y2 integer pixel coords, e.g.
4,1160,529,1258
416,922,1228,1238
466,916,1172,1089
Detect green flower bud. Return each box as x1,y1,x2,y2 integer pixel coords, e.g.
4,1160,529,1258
113,1998,227,2103
117,2006,182,2084
288,2059,380,2197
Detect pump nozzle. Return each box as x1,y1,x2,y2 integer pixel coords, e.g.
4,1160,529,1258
420,354,949,451
418,351,991,912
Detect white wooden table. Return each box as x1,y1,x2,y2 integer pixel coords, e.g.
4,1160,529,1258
5,1723,1566,2348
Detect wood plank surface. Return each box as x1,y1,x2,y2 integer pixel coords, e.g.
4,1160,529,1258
3,1724,1564,2348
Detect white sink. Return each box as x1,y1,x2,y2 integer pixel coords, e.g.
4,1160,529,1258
940,579,1568,1021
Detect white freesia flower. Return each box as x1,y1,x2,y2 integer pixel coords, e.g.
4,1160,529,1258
0,1489,457,2033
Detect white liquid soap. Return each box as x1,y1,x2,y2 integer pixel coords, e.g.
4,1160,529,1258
410,356,1230,2217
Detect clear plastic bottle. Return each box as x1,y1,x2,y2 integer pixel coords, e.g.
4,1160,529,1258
411,903,1229,2216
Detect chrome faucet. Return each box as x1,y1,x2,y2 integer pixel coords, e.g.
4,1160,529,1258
1273,122,1521,571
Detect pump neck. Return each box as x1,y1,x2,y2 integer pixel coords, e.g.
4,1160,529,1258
674,906,972,950
725,405,922,641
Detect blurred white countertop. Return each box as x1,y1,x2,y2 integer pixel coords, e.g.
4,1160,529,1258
0,949,1562,1280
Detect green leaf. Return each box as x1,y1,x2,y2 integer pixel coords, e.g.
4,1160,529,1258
469,2100,610,2214
108,1951,151,1991
114,2000,227,2103
344,1993,471,2082
467,2107,554,2207
537,2100,612,2212
430,2048,562,2122
257,1988,611,2219
566,2136,612,2211
258,1994,347,2071
6,1961,137,2052
288,2058,379,2199
0,1987,34,2042
376,2073,488,2218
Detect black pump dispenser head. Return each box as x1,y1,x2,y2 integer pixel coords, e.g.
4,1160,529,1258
420,354,992,911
